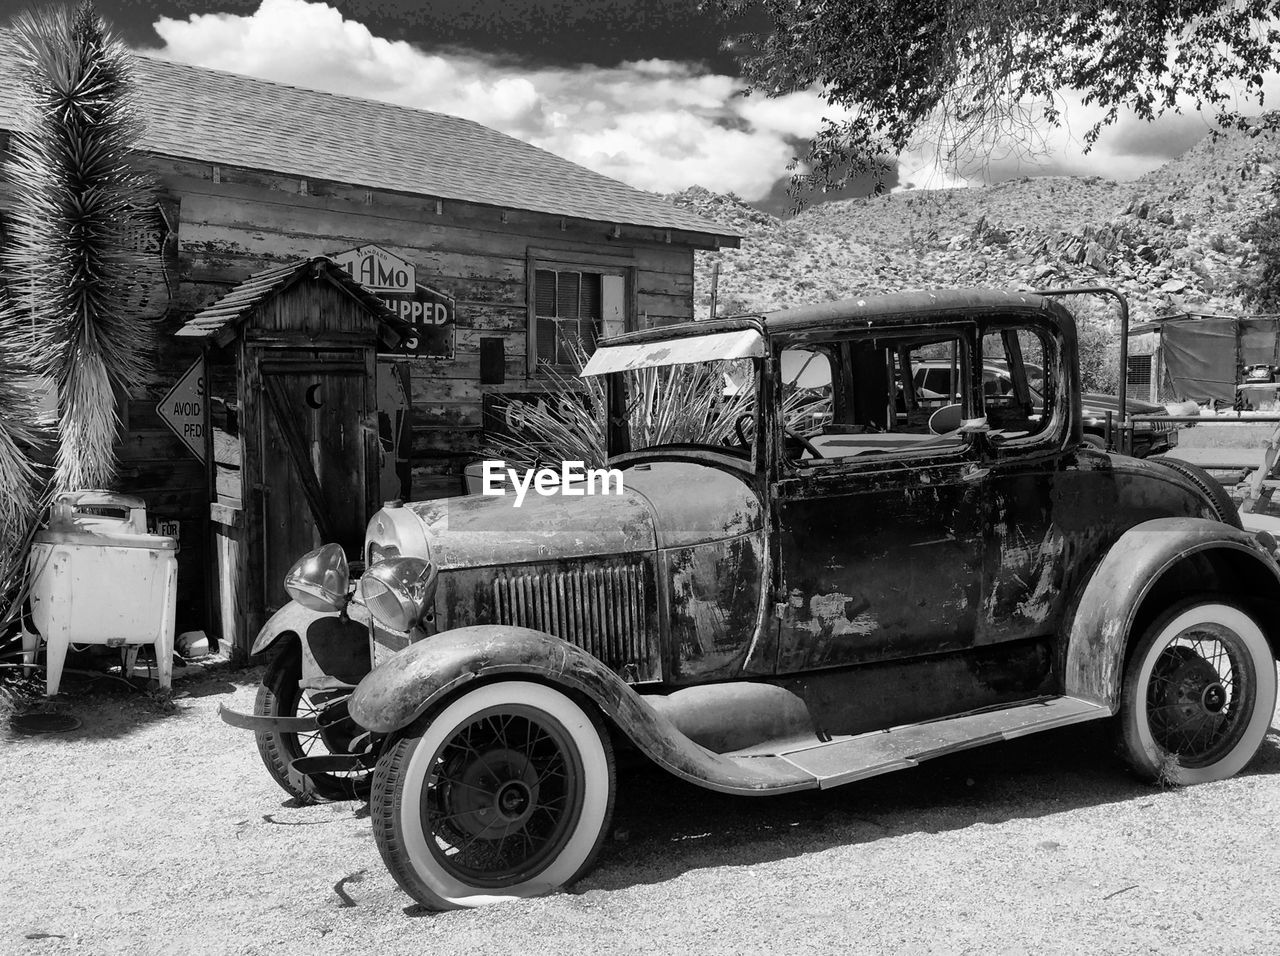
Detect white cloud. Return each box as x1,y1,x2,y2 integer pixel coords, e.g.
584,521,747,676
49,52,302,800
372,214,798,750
144,0,822,201
146,0,1264,202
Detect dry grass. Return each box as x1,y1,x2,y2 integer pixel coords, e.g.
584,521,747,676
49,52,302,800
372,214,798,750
484,349,829,470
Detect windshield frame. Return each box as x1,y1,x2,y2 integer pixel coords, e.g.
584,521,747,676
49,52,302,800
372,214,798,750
598,355,766,474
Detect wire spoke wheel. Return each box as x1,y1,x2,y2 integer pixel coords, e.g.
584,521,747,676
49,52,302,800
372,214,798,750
1119,600,1276,786
253,643,372,801
1145,630,1251,767
372,681,615,910
423,707,584,887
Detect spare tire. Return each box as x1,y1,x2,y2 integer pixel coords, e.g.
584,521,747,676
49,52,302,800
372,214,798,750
1147,456,1242,528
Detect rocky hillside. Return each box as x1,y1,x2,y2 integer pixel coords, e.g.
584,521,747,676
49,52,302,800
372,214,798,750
671,120,1280,347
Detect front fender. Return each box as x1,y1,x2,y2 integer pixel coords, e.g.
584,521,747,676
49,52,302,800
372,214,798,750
252,600,372,688
348,625,817,794
1062,517,1280,710
251,601,334,657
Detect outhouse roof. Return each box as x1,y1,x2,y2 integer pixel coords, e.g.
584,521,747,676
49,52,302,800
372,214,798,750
177,256,413,347
0,33,736,242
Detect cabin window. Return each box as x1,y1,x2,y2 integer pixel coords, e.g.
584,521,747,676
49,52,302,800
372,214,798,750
980,326,1054,441
780,333,979,464
531,266,628,371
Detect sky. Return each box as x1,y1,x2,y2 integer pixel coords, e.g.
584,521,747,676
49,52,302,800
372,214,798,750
0,0,1261,214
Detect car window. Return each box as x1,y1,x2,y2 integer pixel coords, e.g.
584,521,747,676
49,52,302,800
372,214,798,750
780,348,835,438
981,327,1052,440
781,334,974,463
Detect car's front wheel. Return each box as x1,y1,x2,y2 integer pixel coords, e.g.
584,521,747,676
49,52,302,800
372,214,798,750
1118,600,1276,785
371,680,616,909
254,643,372,801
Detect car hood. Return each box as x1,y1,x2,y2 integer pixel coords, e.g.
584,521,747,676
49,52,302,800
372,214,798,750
406,481,658,569
402,460,764,569
1082,392,1162,415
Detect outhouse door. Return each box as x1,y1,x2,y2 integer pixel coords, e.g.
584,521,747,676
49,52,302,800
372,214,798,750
255,347,378,613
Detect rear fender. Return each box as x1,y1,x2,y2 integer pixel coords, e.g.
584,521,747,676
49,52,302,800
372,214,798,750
348,625,819,795
1062,517,1280,710
251,600,371,688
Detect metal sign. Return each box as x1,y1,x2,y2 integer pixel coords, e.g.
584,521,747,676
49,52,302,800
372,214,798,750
331,243,456,359
332,244,415,294
155,357,206,463
380,283,456,359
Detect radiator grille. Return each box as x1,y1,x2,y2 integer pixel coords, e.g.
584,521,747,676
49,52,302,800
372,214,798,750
492,566,659,682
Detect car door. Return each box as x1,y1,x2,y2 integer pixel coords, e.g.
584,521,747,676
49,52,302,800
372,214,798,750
971,321,1076,645
771,329,989,673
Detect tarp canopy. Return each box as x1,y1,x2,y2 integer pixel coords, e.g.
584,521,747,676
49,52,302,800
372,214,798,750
1158,316,1280,403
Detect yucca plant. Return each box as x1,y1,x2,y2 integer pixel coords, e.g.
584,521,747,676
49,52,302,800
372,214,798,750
0,289,51,651
484,347,829,471
2,0,157,494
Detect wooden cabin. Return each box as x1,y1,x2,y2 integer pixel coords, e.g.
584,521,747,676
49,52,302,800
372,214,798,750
0,41,738,650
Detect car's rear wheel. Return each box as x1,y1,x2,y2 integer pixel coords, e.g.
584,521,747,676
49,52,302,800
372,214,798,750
371,680,616,909
1118,600,1276,785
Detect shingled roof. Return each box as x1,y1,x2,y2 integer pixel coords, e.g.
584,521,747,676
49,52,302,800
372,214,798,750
0,34,735,241
177,256,413,347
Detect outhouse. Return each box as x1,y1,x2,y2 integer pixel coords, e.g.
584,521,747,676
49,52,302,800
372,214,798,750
176,256,410,659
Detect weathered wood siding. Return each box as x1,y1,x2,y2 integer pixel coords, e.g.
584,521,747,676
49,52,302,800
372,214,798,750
147,157,699,498
0,145,710,634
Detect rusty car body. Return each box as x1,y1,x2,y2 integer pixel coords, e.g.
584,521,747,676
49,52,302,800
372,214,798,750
222,288,1280,910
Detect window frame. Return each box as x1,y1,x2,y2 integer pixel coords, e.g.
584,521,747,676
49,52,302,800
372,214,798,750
773,324,982,476
977,316,1065,453
525,247,636,378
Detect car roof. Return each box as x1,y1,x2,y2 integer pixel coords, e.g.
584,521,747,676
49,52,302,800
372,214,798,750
763,289,1061,334
603,288,1071,349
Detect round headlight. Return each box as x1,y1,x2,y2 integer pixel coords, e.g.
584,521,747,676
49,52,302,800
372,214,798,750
284,543,350,611
359,556,437,632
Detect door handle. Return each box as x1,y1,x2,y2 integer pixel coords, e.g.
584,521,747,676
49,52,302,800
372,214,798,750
962,463,990,482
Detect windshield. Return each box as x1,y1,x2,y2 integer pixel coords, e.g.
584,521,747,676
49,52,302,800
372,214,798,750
612,357,761,458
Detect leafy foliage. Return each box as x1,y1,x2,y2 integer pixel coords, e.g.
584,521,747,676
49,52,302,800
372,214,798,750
708,0,1280,198
2,1,157,493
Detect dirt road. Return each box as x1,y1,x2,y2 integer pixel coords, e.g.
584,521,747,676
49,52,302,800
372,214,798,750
2,665,1279,955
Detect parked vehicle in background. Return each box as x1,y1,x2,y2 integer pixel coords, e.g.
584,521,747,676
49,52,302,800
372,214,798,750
914,359,1177,457
1244,363,1279,384
223,288,1279,911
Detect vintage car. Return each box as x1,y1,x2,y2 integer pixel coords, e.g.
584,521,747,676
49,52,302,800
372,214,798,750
223,288,1280,910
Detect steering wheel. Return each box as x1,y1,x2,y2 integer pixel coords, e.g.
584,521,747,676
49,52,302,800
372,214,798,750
734,413,754,447
785,426,825,459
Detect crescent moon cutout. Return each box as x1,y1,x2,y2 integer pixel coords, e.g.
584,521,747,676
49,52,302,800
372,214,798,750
305,383,323,408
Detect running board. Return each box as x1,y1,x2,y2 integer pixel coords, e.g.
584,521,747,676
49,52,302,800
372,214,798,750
726,696,1110,790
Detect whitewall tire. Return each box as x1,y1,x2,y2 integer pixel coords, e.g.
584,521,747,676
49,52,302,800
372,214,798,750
1118,601,1277,785
371,680,615,909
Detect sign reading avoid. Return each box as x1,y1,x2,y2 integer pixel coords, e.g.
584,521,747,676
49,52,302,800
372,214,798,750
156,358,206,463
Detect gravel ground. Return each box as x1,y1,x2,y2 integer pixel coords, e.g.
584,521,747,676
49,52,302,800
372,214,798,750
2,663,1279,956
